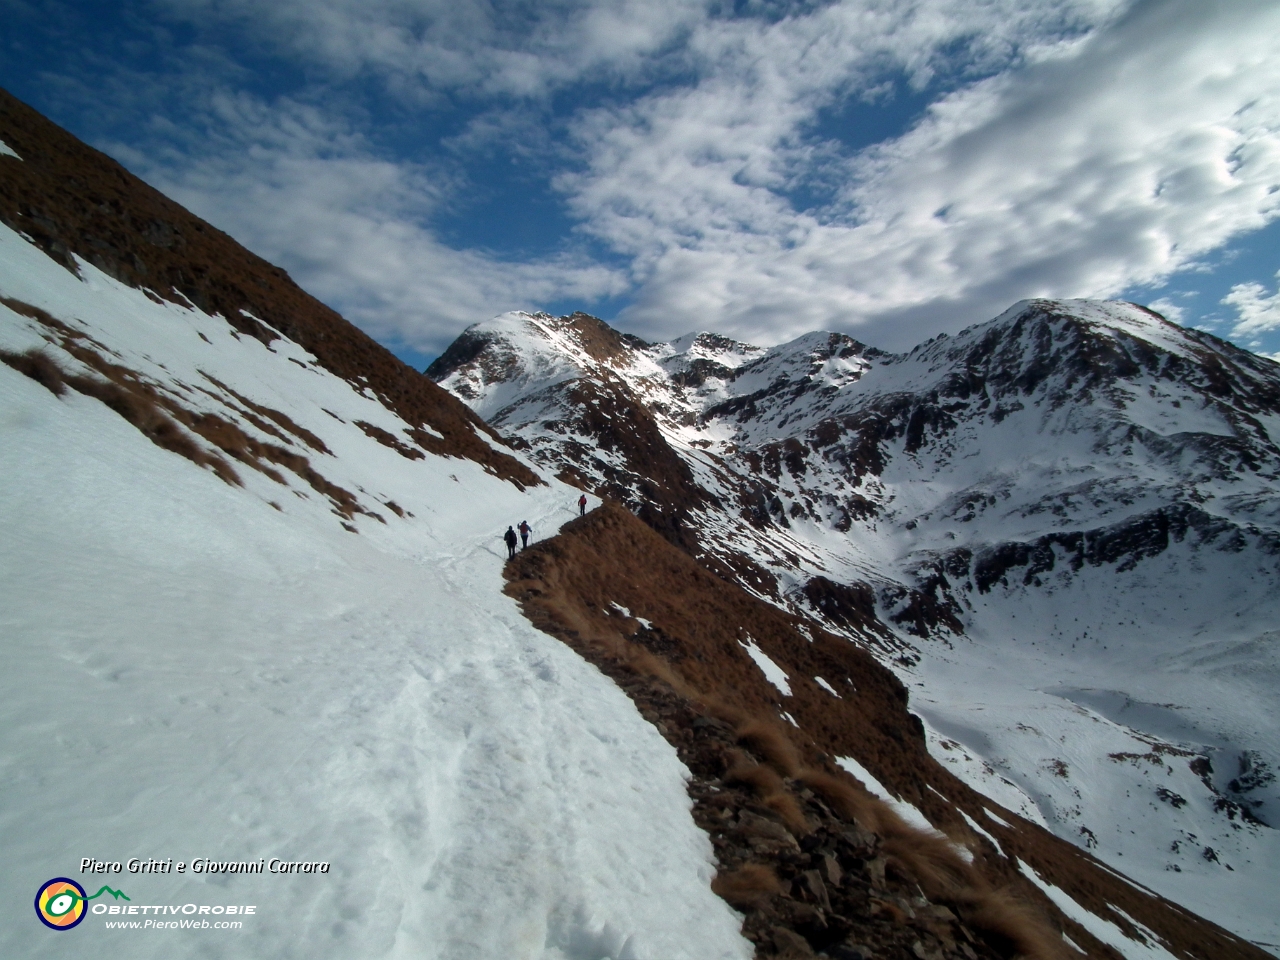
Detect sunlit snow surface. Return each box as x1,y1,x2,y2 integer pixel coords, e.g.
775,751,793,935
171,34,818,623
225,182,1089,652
0,225,752,959
908,583,1280,955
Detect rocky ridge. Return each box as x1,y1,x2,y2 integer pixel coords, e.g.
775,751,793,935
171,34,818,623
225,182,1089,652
505,503,1268,959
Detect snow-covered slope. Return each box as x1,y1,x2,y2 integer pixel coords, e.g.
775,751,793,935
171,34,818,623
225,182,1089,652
0,222,752,956
430,302,1280,953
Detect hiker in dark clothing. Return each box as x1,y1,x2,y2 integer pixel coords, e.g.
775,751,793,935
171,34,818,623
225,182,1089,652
578,494,588,516
503,526,518,559
518,520,531,549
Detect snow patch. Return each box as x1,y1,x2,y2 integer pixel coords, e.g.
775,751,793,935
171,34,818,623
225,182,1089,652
836,756,939,838
957,810,1005,858
984,809,1012,829
738,636,791,697
609,601,652,630
814,676,841,698
1017,860,1180,960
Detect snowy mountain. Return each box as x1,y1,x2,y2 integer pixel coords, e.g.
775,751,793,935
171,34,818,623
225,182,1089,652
429,302,1280,953
0,91,751,959
4,85,1273,960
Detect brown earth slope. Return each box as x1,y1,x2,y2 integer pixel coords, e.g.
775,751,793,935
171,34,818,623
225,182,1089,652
0,87,538,488
506,503,1267,960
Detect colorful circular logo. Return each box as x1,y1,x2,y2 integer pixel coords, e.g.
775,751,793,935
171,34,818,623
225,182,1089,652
35,878,88,930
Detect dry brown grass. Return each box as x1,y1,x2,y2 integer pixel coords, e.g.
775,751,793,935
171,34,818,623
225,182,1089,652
505,504,1273,960
2,308,384,515
797,770,886,833
795,768,1071,959
736,720,803,777
711,863,784,910
724,753,810,837
965,890,1078,960
354,419,426,460
200,373,332,454
2,344,242,484
0,88,541,491
1,347,66,395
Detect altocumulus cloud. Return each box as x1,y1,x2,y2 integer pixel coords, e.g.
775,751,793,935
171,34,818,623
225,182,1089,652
152,0,712,97
18,0,1280,356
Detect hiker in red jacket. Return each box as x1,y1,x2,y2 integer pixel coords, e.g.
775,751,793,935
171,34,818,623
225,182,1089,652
518,520,531,549
578,494,588,516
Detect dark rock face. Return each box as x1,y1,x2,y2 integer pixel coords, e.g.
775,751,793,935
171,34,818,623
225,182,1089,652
424,329,496,383
969,504,1277,594
500,373,717,552
802,578,886,636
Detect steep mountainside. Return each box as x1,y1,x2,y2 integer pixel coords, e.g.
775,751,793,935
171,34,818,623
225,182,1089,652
0,92,760,960
430,304,1280,953
0,87,536,488
508,502,1267,960
4,87,1273,959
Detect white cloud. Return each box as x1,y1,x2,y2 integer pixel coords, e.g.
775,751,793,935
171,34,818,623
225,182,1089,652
152,0,714,98
114,90,626,354
1145,298,1185,325
558,0,1280,348
1225,271,1280,340
68,0,1280,354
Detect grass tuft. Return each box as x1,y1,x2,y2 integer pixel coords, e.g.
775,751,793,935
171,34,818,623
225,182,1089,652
725,754,811,836
711,863,783,909
736,719,803,777
1,347,67,395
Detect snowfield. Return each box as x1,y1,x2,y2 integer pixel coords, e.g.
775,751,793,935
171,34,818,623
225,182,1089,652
0,223,753,959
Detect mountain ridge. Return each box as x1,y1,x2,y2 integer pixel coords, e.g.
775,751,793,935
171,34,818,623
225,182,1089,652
0,86,539,491
430,300,1280,951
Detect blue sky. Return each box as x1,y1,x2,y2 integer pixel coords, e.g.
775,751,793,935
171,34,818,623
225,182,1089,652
2,0,1278,370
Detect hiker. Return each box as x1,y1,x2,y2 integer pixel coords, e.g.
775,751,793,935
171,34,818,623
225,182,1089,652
503,525,518,559
578,494,588,516
518,520,531,550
